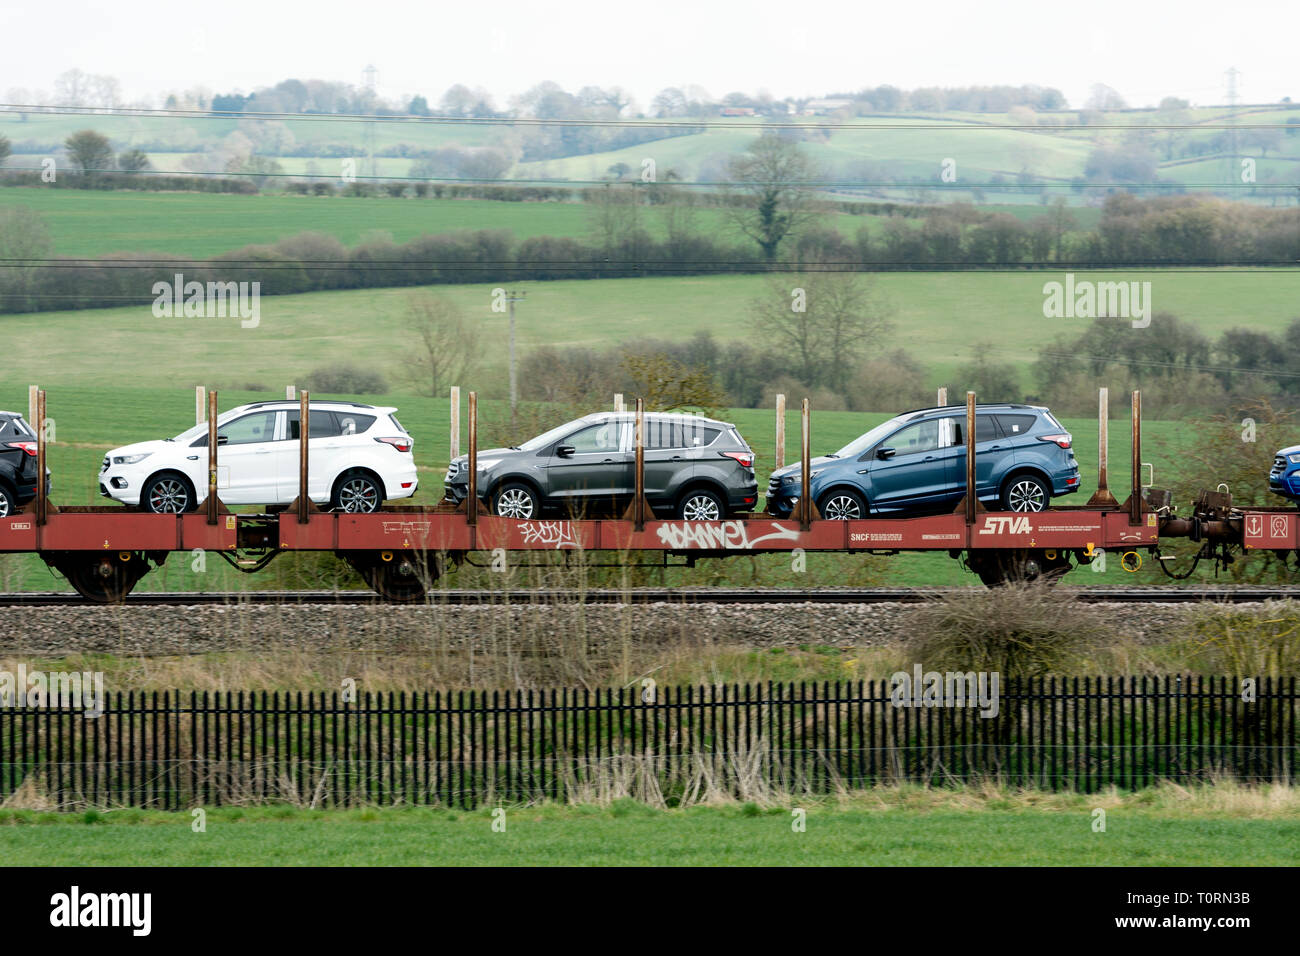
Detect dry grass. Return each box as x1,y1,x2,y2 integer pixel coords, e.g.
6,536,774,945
901,582,1117,677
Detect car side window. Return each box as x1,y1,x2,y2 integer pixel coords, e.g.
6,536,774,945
942,415,1002,447
565,423,620,454
885,419,941,457
646,420,686,450
994,414,1037,436
335,413,375,436
285,410,345,440
219,412,277,446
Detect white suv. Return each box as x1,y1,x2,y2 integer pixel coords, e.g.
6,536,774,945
99,401,418,513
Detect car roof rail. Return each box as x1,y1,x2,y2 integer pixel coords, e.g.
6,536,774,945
243,400,378,410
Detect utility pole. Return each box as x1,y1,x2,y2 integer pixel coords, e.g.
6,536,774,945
363,64,378,180
504,289,526,431
1224,66,1242,184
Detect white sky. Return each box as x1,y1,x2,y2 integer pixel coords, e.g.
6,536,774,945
1,0,1294,110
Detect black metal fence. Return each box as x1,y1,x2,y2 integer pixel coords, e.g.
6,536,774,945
0,677,1295,809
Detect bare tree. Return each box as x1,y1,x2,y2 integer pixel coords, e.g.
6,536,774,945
401,292,481,398
724,134,821,262
751,271,893,392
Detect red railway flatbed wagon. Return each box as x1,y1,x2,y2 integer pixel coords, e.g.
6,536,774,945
0,388,1290,601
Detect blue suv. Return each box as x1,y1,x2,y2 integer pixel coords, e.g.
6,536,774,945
1268,446,1300,502
765,403,1080,519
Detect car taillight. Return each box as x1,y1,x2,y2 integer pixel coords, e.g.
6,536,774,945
1038,434,1072,449
375,437,413,453
5,441,37,457
721,451,754,468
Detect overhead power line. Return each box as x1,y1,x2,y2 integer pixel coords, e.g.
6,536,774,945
1,102,1296,131
4,163,1296,189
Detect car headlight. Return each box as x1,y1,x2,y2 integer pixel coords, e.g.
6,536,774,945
1287,454,1300,465
113,453,152,465
781,475,797,485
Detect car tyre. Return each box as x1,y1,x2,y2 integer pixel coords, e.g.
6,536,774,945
818,488,867,521
493,482,540,519
0,482,14,519
678,488,725,521
332,471,383,513
1001,474,1050,512
141,473,194,514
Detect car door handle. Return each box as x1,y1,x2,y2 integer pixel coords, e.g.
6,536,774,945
187,456,199,461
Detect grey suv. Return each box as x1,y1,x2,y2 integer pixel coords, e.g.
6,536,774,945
443,412,758,520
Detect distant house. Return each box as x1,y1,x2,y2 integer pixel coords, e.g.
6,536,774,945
802,98,853,116
719,106,757,116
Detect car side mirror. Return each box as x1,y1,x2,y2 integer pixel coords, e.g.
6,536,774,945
556,444,575,458
876,446,896,460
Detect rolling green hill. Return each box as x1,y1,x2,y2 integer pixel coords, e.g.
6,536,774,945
2,270,1294,391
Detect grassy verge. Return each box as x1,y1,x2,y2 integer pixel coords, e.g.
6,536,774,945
1,783,1295,866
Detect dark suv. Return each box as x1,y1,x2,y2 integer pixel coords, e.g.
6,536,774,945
766,403,1079,519
443,412,758,520
0,412,49,518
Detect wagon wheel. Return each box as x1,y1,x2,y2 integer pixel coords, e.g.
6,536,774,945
56,553,149,604
345,551,440,603
970,549,1072,588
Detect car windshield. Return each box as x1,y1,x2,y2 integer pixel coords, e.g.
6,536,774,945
172,410,243,443
833,416,910,459
516,419,592,453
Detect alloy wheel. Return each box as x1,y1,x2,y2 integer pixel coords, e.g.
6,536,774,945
147,478,189,514
681,494,721,521
495,488,536,519
1007,479,1047,512
821,495,863,520
338,478,380,513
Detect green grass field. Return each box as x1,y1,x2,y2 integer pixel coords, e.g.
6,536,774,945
0,186,744,258
2,788,1296,865
11,103,1295,191
3,270,1296,390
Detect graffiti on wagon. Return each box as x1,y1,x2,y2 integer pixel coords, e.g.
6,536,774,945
518,521,580,549
655,520,801,550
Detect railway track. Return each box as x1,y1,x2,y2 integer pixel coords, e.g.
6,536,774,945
2,587,1300,607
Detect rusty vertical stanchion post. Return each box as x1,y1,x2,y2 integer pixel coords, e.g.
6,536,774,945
206,390,218,525
774,393,786,471
800,398,812,531
634,398,646,531
449,386,460,462
1130,389,1142,525
466,391,478,526
965,391,976,526
34,389,46,526
1088,387,1118,507
298,390,310,524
